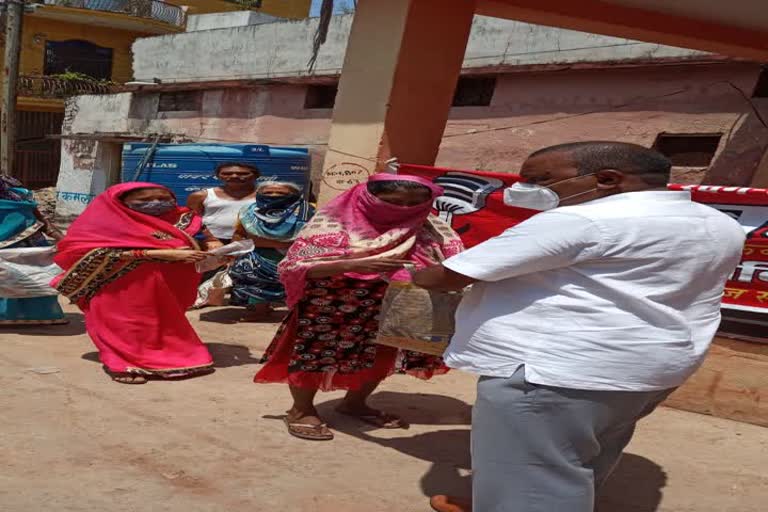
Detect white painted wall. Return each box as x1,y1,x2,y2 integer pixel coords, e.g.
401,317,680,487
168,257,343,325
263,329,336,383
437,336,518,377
133,14,708,83
186,11,281,32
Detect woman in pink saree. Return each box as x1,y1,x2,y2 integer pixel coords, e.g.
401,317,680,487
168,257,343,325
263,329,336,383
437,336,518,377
53,183,214,384
256,173,464,440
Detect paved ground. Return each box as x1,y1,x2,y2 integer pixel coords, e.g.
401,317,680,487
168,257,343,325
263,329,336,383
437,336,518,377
1,302,767,512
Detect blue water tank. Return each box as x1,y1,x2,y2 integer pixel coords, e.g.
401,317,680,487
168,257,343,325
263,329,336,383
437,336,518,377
121,143,311,204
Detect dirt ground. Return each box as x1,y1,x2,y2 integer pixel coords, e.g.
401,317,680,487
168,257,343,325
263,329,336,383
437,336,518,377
1,302,767,512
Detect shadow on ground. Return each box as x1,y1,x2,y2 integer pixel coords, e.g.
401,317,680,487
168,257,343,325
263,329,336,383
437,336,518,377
316,392,665,510
207,342,262,368
0,312,86,337
597,453,667,512
198,307,286,325
83,342,262,369
318,391,473,498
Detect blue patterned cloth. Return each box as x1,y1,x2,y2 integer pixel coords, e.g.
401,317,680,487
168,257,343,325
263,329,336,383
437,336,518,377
239,193,312,241
0,180,66,325
230,194,314,306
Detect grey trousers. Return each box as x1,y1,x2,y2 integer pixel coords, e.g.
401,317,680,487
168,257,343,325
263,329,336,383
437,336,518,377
472,367,675,512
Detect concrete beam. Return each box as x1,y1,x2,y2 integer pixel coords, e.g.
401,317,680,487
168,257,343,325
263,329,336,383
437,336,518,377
476,0,768,61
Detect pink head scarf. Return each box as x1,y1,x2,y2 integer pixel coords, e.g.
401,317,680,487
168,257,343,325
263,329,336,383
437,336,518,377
322,173,444,237
279,173,463,307
54,182,202,270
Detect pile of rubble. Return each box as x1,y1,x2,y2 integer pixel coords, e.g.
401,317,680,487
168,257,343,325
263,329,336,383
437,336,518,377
32,187,57,220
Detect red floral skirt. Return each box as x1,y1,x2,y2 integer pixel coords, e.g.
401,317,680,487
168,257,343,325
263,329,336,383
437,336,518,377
254,276,447,391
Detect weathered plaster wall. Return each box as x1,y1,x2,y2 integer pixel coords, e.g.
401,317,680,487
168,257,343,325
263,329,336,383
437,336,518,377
132,14,708,83
437,62,767,184
59,61,767,212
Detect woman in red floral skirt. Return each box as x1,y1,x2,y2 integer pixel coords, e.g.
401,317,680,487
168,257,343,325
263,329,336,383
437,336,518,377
255,173,463,440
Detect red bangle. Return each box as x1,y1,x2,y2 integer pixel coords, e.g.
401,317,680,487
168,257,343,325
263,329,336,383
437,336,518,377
132,249,148,260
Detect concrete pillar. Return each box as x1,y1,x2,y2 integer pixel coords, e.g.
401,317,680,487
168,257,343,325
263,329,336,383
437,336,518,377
750,148,768,188
318,0,476,204
55,140,122,225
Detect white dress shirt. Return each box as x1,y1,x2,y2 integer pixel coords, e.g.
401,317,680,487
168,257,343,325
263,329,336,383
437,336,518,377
443,191,745,391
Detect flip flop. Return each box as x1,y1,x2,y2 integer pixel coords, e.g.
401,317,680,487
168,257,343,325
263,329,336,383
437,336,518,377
337,409,408,429
106,372,148,385
159,367,216,380
283,417,334,441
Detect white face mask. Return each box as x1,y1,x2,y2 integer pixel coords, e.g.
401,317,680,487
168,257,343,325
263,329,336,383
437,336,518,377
503,182,560,211
503,175,598,211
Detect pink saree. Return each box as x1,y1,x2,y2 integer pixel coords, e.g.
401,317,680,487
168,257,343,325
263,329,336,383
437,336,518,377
53,183,213,375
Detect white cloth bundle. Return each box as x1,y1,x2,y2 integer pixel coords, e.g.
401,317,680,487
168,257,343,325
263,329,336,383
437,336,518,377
0,246,61,298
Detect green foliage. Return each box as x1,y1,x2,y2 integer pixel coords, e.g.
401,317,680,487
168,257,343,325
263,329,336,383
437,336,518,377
50,71,115,86
226,0,263,9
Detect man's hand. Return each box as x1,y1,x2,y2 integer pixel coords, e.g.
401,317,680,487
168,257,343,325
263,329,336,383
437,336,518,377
412,264,476,291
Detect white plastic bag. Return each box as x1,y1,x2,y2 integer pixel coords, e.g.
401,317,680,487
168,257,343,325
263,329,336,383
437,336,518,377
0,246,61,298
193,269,234,309
195,239,255,273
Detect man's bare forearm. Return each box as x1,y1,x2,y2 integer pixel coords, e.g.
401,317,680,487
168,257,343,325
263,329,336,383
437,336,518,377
412,264,476,291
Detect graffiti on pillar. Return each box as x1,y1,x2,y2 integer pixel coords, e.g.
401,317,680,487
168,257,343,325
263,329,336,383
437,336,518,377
65,139,97,170
56,191,95,204
62,98,80,133
323,162,372,191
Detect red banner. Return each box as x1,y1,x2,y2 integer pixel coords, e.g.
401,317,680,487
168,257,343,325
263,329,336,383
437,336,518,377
668,185,768,313
400,165,764,315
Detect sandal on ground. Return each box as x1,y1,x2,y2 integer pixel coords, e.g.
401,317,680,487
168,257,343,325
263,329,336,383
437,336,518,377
158,367,215,380
283,417,334,441
336,408,408,429
106,371,147,385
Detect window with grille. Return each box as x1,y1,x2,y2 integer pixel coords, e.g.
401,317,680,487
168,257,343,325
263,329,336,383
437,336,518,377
158,91,203,112
44,40,113,81
452,76,496,107
304,84,338,109
652,133,722,167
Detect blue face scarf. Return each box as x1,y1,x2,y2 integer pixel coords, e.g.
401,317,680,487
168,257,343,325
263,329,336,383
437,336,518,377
240,193,312,241
256,193,301,211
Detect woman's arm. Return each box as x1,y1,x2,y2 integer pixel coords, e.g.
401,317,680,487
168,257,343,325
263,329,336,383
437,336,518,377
200,227,223,250
251,235,293,250
33,207,64,241
118,249,208,263
305,259,411,278
232,223,247,242
233,224,293,249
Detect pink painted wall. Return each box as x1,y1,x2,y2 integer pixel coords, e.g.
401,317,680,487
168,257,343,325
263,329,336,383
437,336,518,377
137,61,767,186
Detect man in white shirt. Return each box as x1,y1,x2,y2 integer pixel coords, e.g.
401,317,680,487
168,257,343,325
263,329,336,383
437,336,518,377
416,142,745,512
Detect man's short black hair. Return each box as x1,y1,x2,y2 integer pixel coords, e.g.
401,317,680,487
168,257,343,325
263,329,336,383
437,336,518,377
530,141,672,185
214,162,260,176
